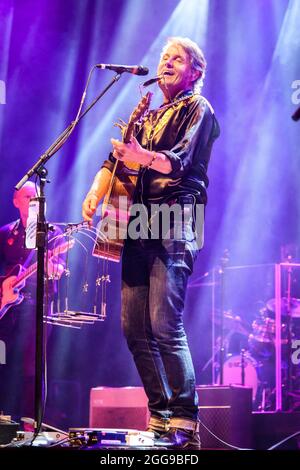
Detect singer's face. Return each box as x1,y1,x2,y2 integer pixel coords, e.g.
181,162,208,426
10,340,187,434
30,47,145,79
157,44,199,100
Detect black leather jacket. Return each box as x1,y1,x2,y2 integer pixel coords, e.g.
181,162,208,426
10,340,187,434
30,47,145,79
102,90,220,206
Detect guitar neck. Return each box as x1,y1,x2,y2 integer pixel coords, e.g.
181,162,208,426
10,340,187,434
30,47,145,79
9,239,73,290
14,261,38,287
123,122,134,144
104,91,152,204
104,122,135,204
12,246,55,288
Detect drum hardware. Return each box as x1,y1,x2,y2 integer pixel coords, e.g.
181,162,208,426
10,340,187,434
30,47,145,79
204,312,250,373
217,352,259,402
241,349,246,386
255,384,276,412
218,250,230,385
266,297,300,318
248,313,288,359
190,260,229,385
201,331,232,373
188,270,219,288
214,310,250,337
248,290,300,411
261,388,267,411
202,257,300,411
202,310,249,371
216,349,278,410
247,299,297,410
208,256,300,412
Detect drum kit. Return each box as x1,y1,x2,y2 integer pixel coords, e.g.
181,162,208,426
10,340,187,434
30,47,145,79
216,297,300,411
191,255,300,411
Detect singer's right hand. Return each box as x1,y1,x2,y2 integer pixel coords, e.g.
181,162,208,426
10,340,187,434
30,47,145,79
82,192,99,222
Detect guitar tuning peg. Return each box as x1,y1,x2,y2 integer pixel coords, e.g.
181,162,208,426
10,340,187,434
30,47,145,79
113,118,127,132
113,122,122,130
118,118,127,125
114,118,127,137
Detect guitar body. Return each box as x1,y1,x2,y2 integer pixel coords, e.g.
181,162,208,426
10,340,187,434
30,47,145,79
93,92,152,262
0,265,25,320
0,239,74,321
93,161,140,261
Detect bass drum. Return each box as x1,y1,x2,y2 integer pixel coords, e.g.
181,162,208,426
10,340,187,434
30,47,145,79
217,354,258,402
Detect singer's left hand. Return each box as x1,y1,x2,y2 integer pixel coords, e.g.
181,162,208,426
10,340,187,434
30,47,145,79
111,137,149,165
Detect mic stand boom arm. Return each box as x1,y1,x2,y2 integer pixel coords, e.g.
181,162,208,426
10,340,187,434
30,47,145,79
14,72,122,437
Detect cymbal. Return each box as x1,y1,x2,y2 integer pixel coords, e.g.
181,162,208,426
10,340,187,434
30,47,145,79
266,297,300,317
214,312,250,336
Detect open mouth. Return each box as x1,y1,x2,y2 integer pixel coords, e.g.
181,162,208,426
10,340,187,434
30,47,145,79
161,71,175,79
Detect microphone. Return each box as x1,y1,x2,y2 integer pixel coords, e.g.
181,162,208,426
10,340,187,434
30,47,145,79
142,75,163,87
292,106,300,122
96,63,149,76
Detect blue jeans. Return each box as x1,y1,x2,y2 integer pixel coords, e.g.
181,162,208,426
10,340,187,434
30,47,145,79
121,223,199,421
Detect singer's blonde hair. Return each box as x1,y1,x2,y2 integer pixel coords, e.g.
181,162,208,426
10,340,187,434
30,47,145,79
161,37,207,93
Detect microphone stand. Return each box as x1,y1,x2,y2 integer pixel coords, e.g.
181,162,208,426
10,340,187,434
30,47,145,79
218,249,229,385
15,72,122,438
285,261,293,410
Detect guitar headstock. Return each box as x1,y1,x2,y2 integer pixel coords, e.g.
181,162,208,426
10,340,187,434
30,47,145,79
123,91,153,143
129,91,153,123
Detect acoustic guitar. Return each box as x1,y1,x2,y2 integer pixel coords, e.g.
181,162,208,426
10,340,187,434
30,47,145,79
93,91,152,262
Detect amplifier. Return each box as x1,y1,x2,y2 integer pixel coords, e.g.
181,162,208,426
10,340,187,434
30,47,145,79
197,385,253,449
0,422,19,445
89,387,149,430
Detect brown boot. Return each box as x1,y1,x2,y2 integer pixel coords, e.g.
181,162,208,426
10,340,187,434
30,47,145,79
156,418,201,450
146,415,170,439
